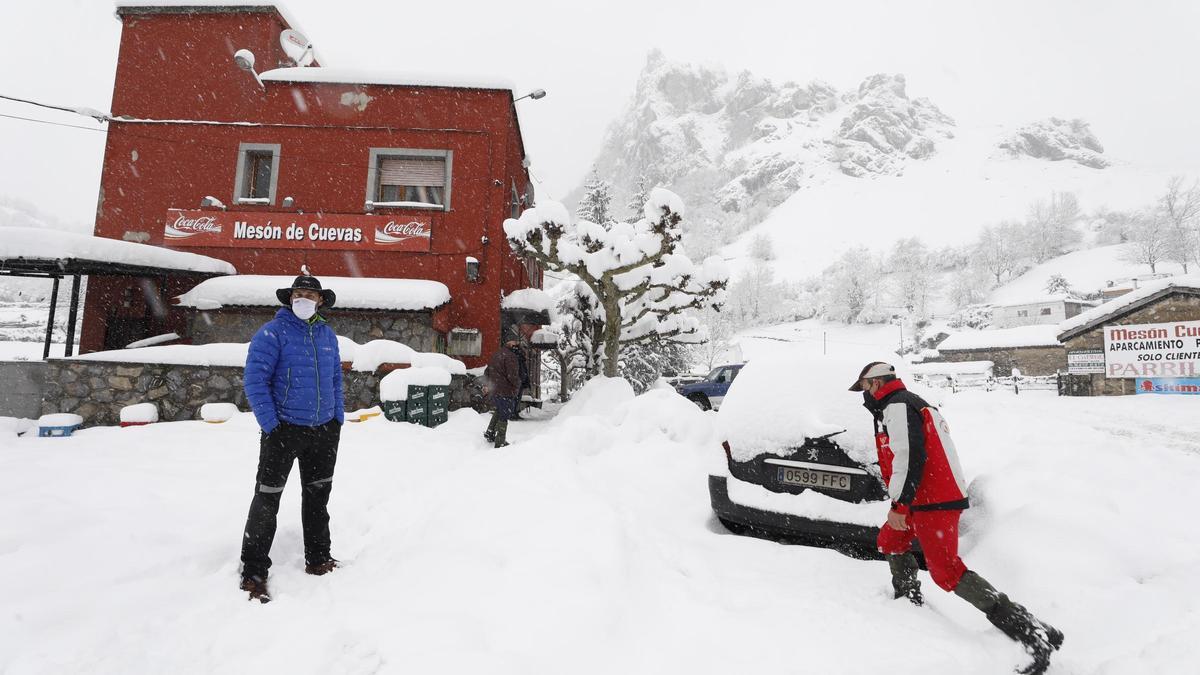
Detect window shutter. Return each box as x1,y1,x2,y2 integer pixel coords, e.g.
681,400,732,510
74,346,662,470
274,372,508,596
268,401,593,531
379,157,445,187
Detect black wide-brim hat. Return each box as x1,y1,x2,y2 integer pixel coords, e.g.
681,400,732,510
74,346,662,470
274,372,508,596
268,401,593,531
276,275,336,309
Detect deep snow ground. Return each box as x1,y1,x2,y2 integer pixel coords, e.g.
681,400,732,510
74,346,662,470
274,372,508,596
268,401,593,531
1,385,1198,675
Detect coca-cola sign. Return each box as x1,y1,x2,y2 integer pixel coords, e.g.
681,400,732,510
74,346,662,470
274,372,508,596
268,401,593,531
165,214,222,240
376,220,431,245
161,210,433,251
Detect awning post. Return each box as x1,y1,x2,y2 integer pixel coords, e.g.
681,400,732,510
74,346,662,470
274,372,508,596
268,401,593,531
43,276,60,360
65,275,82,357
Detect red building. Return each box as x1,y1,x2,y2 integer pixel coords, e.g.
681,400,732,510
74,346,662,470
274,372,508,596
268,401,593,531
82,3,542,369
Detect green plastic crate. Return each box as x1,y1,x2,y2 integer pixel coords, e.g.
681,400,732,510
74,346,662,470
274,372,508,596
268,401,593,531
405,398,429,426
381,399,406,422
427,385,450,427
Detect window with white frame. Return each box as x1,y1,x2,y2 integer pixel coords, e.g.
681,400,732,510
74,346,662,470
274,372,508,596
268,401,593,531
366,148,452,210
1040,307,1053,315
1016,309,1029,317
233,143,280,205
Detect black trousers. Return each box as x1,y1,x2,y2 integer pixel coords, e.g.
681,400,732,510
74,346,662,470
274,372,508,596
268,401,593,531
240,419,340,580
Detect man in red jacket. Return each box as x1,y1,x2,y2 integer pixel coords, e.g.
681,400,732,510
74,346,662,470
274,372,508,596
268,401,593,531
852,361,1063,675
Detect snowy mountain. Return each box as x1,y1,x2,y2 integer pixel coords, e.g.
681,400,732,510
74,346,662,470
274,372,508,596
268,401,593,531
577,52,1175,280
582,52,957,247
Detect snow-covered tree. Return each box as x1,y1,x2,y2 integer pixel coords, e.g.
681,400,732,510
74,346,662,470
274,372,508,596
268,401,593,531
820,247,883,323
541,282,604,401
619,337,692,394
1023,192,1082,263
506,189,729,378
576,170,614,225
1121,210,1170,273
749,232,776,261
973,221,1024,285
626,173,651,222
1044,273,1073,296
1159,175,1200,273
887,237,936,320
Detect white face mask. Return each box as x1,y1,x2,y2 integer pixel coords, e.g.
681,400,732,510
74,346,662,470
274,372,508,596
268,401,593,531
291,297,318,320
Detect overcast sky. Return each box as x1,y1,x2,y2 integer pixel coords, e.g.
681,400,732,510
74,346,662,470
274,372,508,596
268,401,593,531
1,0,1198,229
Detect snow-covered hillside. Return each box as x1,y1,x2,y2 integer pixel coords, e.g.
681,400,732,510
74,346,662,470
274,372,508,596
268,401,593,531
0,196,89,304
987,243,1185,305
2,366,1198,673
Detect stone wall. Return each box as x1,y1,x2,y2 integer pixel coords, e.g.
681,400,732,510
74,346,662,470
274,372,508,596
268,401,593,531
1061,291,1200,396
40,359,468,427
931,345,1066,376
0,361,47,418
188,308,437,351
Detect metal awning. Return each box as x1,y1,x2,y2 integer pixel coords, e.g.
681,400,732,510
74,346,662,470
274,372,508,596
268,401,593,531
0,227,236,358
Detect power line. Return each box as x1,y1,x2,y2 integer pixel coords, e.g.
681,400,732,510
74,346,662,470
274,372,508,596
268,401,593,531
0,93,105,120
0,112,107,134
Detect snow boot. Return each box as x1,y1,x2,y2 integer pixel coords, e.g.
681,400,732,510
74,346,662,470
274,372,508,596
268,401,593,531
484,413,499,442
305,559,340,576
887,553,924,606
954,570,1064,675
493,418,509,448
240,575,271,603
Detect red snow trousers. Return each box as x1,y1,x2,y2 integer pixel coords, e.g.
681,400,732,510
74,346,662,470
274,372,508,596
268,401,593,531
877,509,968,592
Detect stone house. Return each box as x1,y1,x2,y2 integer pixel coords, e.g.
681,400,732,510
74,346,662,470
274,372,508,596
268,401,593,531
1057,277,1200,396
931,325,1065,376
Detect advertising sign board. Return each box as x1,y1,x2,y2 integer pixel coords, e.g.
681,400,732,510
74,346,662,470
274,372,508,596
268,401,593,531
1102,320,1200,378
163,210,432,252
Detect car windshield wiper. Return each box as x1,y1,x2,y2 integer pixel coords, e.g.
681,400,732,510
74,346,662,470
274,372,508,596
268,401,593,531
813,429,847,440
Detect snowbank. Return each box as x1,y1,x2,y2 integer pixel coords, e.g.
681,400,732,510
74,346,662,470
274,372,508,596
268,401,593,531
910,360,994,376
936,325,1062,351
379,367,453,401
70,343,250,367
119,403,158,424
199,403,239,423
176,275,450,311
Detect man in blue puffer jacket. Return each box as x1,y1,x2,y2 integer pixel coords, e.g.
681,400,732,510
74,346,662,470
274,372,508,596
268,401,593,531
238,274,344,603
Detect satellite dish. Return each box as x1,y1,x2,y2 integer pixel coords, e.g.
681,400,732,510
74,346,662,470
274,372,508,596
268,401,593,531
280,29,315,67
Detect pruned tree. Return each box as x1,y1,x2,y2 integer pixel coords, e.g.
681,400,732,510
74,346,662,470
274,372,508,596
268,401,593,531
506,188,729,379
1160,175,1200,273
1120,209,1170,273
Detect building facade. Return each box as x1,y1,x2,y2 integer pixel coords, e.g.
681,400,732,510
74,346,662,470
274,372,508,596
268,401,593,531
991,295,1096,329
81,4,540,369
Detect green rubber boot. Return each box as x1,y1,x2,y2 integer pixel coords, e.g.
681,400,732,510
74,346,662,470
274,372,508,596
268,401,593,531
954,571,1064,675
887,553,923,606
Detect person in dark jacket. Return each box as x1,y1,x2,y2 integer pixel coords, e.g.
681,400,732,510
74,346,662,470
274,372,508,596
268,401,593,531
238,274,344,603
483,332,522,448
852,361,1063,675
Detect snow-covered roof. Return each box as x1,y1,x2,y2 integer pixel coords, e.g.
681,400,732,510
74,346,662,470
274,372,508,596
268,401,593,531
909,360,994,376
936,325,1062,351
260,67,515,92
993,293,1095,308
0,227,236,275
1058,275,1200,339
175,275,449,311
501,288,555,313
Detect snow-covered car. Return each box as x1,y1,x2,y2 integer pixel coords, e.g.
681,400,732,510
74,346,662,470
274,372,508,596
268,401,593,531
675,363,743,410
709,351,923,559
